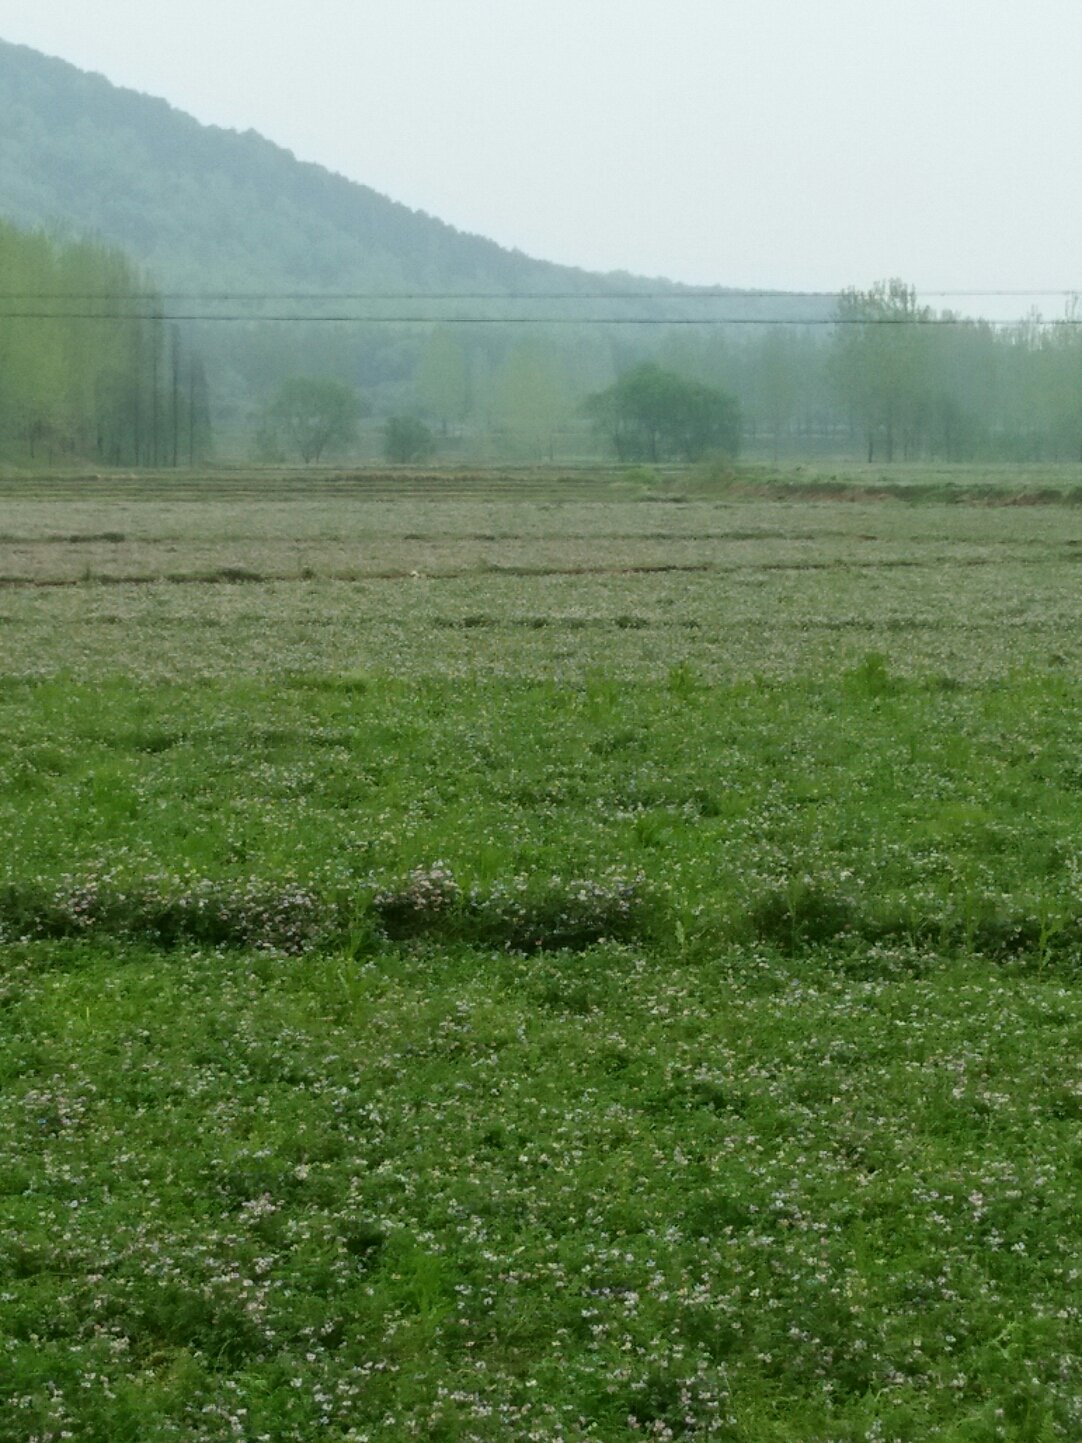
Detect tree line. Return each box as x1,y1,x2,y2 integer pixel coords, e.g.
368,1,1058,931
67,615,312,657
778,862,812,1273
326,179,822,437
271,285,1082,466
6,231,1082,468
0,220,210,465
334,290,1082,466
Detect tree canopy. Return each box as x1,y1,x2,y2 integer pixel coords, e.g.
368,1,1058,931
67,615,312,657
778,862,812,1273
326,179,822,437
585,364,742,462
384,415,435,464
0,218,209,465
830,280,933,462
263,377,366,462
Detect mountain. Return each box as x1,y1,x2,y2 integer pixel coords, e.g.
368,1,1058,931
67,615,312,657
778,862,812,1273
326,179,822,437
0,37,655,298
0,37,828,321
0,39,831,454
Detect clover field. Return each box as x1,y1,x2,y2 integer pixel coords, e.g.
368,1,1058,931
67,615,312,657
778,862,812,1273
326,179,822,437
1,466,1080,1442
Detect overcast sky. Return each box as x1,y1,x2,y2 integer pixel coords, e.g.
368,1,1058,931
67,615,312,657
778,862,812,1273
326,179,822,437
2,0,1081,300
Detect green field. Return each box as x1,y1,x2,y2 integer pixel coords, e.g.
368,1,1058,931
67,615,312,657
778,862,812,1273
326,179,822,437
2,466,1080,1441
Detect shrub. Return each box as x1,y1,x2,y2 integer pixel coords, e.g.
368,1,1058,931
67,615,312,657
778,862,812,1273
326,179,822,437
384,415,436,464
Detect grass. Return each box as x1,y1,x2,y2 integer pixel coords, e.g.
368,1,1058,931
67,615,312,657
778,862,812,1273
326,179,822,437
1,465,1080,1440
3,939,1078,1441
4,465,1082,682
5,668,1082,967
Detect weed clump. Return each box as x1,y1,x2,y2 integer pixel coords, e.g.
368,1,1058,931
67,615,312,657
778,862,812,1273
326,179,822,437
843,650,898,697
745,877,858,952
372,864,653,951
371,862,461,937
0,873,329,954
0,865,658,956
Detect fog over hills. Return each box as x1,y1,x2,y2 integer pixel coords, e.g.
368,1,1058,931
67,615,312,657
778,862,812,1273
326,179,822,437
1,35,1074,471
0,36,742,305
0,38,592,295
0,37,830,455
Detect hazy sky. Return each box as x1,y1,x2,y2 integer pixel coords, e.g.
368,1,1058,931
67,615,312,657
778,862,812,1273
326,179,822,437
2,0,1081,297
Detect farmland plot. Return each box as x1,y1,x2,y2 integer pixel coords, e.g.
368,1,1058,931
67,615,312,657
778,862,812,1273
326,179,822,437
1,467,1080,1442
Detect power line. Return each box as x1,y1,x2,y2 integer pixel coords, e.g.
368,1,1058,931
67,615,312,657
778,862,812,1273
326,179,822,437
2,311,1082,327
0,287,1079,303
2,289,822,302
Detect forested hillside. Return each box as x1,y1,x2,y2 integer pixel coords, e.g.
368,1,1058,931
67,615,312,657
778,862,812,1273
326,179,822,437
0,38,688,298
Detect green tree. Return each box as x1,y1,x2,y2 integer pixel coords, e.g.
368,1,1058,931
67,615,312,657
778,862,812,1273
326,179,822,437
416,331,470,435
0,218,204,466
384,414,435,464
584,363,741,462
493,341,570,460
1043,299,1082,461
264,376,365,463
750,330,801,461
831,280,932,462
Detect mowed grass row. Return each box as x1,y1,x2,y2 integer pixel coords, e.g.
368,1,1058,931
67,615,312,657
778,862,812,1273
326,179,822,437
2,470,1081,1440
0,466,652,506
5,472,1082,687
5,667,1082,963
